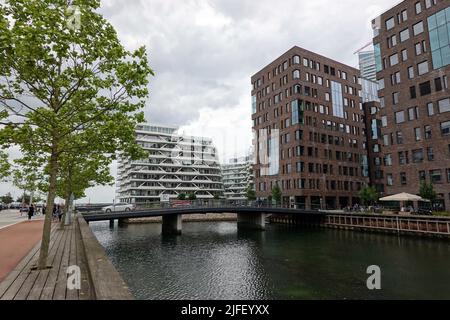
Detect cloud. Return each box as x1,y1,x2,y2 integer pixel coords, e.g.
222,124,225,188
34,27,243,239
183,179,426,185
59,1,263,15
1,0,399,203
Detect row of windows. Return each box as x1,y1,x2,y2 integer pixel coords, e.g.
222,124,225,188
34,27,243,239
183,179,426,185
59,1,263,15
253,53,360,90
386,168,450,187
257,180,364,192
384,0,437,31
381,97,450,127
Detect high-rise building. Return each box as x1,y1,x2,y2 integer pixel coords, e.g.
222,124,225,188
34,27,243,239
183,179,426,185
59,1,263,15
117,124,223,204
222,155,254,200
359,50,378,81
372,0,450,210
251,46,370,210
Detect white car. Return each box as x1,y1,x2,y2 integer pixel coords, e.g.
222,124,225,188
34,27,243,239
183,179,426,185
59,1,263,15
102,203,136,213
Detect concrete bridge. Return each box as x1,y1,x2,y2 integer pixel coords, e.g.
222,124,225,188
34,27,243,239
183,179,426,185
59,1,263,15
82,205,324,235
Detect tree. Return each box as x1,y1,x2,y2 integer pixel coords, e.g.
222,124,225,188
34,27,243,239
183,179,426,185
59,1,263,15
271,184,282,205
1,192,13,204
419,182,437,205
0,151,10,180
188,194,197,201
0,0,153,269
245,185,256,201
177,194,186,200
359,185,379,206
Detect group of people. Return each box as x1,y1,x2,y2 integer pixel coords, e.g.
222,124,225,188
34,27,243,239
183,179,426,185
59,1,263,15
27,204,64,222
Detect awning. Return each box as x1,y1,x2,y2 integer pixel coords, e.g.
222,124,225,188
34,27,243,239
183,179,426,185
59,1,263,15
379,192,429,202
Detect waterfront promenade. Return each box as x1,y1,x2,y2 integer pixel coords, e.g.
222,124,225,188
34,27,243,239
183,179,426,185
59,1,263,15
0,213,133,300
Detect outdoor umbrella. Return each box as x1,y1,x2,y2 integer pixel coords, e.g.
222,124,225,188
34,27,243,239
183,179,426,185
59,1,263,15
379,192,427,202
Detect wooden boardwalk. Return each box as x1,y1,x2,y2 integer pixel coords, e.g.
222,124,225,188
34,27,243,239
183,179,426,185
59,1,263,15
0,220,93,300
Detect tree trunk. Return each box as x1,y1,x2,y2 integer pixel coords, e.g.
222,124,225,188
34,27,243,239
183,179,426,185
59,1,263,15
37,143,58,270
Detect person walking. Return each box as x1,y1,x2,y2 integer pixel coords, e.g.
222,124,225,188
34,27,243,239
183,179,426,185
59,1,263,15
57,205,63,222
42,203,46,217
28,204,34,221
52,204,57,221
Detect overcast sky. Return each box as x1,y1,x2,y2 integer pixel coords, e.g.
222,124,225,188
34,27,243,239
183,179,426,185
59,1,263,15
0,0,399,203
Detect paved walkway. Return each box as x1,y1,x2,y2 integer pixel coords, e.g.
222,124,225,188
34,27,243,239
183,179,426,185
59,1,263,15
0,210,46,282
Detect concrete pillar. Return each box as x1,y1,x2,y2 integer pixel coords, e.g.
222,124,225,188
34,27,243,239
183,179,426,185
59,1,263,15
162,214,182,235
109,219,115,228
237,213,266,231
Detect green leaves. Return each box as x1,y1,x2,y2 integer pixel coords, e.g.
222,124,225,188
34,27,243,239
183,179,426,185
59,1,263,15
0,151,10,181
419,182,437,202
358,185,379,206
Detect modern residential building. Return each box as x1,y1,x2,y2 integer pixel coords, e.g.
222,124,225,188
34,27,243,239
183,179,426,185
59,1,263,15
359,50,378,81
251,46,370,210
116,124,223,204
222,155,254,200
372,0,450,210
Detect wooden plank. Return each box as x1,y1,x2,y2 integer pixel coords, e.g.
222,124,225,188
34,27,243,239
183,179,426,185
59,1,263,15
25,227,67,300
53,224,74,300
16,227,65,300
0,224,60,300
39,227,70,300
66,221,80,300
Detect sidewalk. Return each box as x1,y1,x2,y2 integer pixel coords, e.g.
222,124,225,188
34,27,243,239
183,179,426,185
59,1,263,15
0,210,45,282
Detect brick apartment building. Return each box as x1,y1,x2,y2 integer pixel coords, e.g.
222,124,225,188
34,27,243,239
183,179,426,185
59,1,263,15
251,0,450,211
372,0,450,210
251,46,370,210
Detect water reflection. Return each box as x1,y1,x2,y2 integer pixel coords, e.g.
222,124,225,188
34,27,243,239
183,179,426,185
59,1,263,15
90,221,450,300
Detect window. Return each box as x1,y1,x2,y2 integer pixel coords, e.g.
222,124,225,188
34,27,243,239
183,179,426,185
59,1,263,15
419,171,426,181
425,125,432,139
395,111,405,124
401,10,408,22
386,17,395,30
415,2,422,14
447,168,450,183
401,49,408,61
428,7,450,69
409,107,418,121
387,174,394,186
393,92,399,105
414,127,421,141
438,98,450,113
408,66,415,79
413,21,424,35
381,116,388,127
412,149,424,163
400,28,410,42
435,77,443,91
418,61,429,75
419,81,431,96
427,147,434,161
303,58,308,67
415,42,423,55
384,154,392,166
410,86,417,99
293,55,301,64
390,54,399,66
293,70,300,79
396,131,404,144
400,172,407,185
331,81,344,118
430,170,442,184
399,151,408,164
427,102,434,116
441,121,450,136
391,71,401,84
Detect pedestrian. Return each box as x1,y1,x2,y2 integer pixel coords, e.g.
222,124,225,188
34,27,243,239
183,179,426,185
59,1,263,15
52,204,57,221
57,205,63,222
28,203,34,221
42,203,46,216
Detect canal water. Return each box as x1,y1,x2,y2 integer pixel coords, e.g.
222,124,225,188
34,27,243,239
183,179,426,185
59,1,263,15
90,221,450,300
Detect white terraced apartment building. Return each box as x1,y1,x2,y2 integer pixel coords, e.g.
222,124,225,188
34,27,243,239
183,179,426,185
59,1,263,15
222,155,254,200
116,124,224,204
